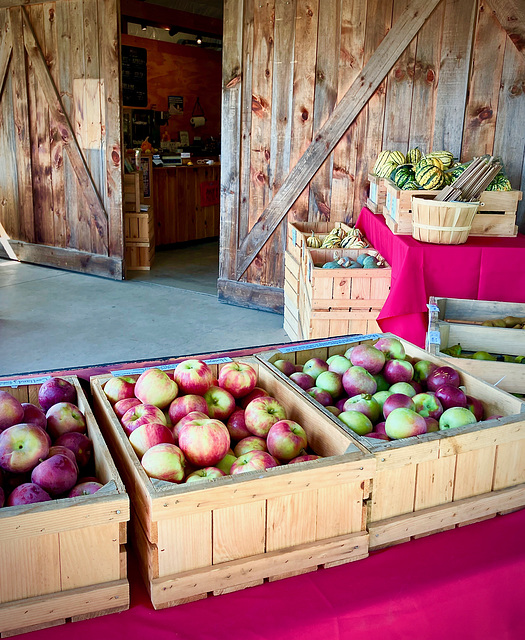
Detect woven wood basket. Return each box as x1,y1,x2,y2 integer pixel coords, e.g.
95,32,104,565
411,197,479,245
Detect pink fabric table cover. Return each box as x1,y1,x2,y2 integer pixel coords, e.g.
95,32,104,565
356,207,525,347
17,508,525,640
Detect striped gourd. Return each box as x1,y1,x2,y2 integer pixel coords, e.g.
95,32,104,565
418,156,445,171
373,150,405,176
426,150,454,169
406,147,422,164
376,160,398,178
415,164,444,189
487,174,512,191
388,150,406,166
402,180,420,191
391,164,415,188
373,151,395,176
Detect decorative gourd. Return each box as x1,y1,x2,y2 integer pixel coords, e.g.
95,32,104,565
391,164,416,188
415,164,444,189
417,156,445,171
306,231,322,248
373,150,405,177
388,150,406,166
487,174,512,191
402,180,420,191
322,261,342,269
406,147,422,164
426,150,454,169
320,236,342,248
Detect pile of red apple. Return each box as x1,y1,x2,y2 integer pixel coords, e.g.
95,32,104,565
0,378,103,508
273,337,501,442
104,360,322,483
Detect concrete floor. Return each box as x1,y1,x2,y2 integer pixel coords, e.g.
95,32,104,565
0,240,289,376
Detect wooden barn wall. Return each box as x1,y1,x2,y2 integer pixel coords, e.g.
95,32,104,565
0,0,123,279
219,0,525,311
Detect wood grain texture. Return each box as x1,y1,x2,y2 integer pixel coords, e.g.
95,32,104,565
488,0,525,57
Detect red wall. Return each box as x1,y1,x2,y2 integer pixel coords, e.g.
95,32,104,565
122,34,222,143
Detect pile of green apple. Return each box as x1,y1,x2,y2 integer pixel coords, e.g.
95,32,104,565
273,337,500,442
0,378,103,508
103,360,322,484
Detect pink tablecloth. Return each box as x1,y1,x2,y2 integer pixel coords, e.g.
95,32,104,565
18,508,525,640
356,208,525,347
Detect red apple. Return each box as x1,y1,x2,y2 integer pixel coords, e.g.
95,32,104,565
203,386,236,421
289,372,315,391
424,417,440,432
233,435,268,457
0,391,25,433
21,403,47,431
239,387,268,409
226,408,251,440
306,387,333,406
48,445,78,469
46,402,87,440
103,376,136,404
178,418,231,467
382,393,416,419
141,443,186,483
388,382,417,397
350,345,386,375
385,408,427,439
315,371,344,399
113,397,141,420
466,395,484,422
273,359,297,376
375,421,387,435
383,359,414,385
413,360,438,385
31,454,78,496
54,432,93,468
68,481,104,497
342,366,377,397
129,422,175,459
267,420,308,461
412,392,444,420
6,482,52,506
435,384,467,410
135,368,179,408
288,454,321,464
364,431,390,441
218,361,258,399
121,403,167,436
372,390,393,413
373,337,406,360
244,396,287,437
185,467,226,483
168,394,209,425
439,407,477,430
338,411,373,436
0,423,50,473
38,377,76,412
343,394,381,423
230,450,279,475
173,359,214,395
325,406,341,416
302,358,329,381
327,355,352,376
172,410,208,442
427,366,461,391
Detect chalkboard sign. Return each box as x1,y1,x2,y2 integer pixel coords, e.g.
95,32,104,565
122,45,148,107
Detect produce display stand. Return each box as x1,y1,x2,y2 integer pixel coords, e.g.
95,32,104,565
382,179,521,237
0,376,130,638
427,297,525,394
366,174,386,214
285,222,391,341
90,356,375,610
256,333,525,550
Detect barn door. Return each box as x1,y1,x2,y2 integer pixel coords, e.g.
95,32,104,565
0,0,123,279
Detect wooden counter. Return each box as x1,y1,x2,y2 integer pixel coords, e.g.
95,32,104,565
153,164,220,246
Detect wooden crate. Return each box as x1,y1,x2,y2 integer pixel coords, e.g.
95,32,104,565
366,174,386,214
90,356,375,610
125,241,155,271
283,249,303,341
383,180,521,237
427,297,525,395
124,209,155,244
257,333,525,550
123,171,144,214
285,222,392,340
0,375,129,637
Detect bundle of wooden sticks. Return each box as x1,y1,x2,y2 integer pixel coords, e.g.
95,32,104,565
434,156,502,202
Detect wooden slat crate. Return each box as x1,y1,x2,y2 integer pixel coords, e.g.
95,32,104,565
283,249,303,341
366,174,387,214
90,356,375,611
257,333,525,550
123,171,144,214
285,222,392,340
0,375,129,637
124,210,154,244
125,241,155,271
383,179,521,237
427,297,525,395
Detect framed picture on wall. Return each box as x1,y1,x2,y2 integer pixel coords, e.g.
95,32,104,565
179,131,190,146
168,95,184,115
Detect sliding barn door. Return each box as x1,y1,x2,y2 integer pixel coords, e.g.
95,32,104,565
0,0,123,279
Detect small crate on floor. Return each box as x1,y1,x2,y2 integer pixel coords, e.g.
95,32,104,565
0,375,129,637
285,222,392,340
383,179,521,237
90,356,374,611
257,333,525,550
125,241,155,271
427,297,525,394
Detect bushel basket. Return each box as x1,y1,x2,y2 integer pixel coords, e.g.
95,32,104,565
411,197,479,245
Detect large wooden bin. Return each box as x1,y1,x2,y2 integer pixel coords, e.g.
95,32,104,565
285,222,391,340
256,334,525,550
0,375,130,637
90,356,375,610
427,297,525,395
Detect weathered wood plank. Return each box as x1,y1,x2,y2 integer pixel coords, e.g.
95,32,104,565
462,0,507,160
432,0,477,158
217,277,284,314
235,0,442,279
0,12,11,95
10,6,34,243
219,0,244,282
488,0,525,58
